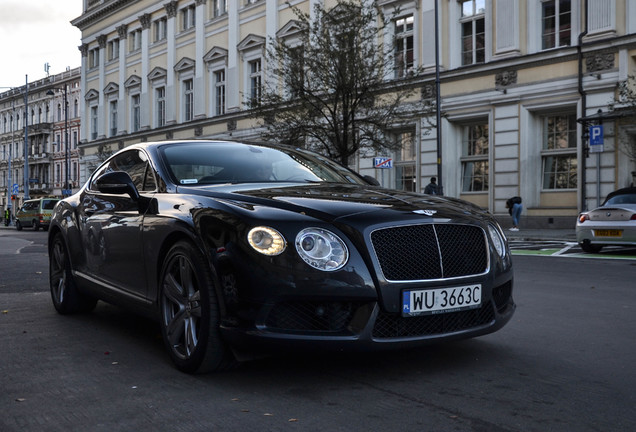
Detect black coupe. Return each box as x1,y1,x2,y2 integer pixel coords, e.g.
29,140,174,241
48,140,515,373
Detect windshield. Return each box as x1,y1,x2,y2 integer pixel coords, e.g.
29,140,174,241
604,193,636,206
160,142,369,186
42,199,59,210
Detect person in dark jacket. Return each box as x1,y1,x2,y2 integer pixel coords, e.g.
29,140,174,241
424,177,440,195
506,196,523,231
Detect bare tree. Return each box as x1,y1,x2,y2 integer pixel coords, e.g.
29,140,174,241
249,1,430,166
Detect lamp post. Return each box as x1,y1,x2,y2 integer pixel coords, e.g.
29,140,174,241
47,84,69,196
23,75,30,201
434,0,443,195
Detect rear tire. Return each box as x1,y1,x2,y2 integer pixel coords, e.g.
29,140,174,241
159,241,237,373
580,241,602,253
49,233,97,314
33,220,40,231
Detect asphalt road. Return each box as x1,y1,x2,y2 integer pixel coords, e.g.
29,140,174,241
1,229,635,432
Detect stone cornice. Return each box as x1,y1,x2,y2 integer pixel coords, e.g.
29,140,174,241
71,0,140,31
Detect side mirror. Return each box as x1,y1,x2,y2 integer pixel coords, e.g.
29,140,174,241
95,171,140,201
362,175,380,186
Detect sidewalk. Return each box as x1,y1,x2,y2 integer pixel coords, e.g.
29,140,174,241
504,228,576,242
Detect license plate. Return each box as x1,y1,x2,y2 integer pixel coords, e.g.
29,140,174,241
402,284,481,317
594,229,622,237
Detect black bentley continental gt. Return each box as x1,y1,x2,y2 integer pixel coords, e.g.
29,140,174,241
48,140,515,373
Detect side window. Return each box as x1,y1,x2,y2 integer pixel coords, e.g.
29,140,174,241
90,150,157,193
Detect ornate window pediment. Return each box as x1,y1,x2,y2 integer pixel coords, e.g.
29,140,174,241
203,46,228,64
104,82,119,95
148,66,168,81
85,89,99,101
276,20,306,39
175,57,196,72
125,74,142,89
237,34,265,52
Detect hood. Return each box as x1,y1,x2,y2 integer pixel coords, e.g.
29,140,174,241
179,183,488,224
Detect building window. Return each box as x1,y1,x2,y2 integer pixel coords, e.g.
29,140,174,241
129,29,142,52
90,106,98,140
73,130,78,149
183,79,194,122
74,99,79,118
394,15,414,78
395,131,416,192
57,104,62,122
214,70,226,116
245,0,262,5
249,59,262,105
461,123,489,192
156,87,166,127
107,39,119,61
460,0,485,65
213,0,227,17
131,94,141,132
154,17,167,42
181,5,196,31
109,100,118,137
542,113,577,189
89,47,100,68
542,0,571,49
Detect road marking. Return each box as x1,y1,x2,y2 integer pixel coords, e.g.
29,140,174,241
511,249,636,260
553,242,578,256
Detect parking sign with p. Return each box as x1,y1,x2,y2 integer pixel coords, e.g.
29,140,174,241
589,125,604,153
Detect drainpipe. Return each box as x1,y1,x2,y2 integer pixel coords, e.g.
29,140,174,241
577,2,588,212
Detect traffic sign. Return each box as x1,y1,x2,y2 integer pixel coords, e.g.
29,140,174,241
589,125,604,153
373,157,393,169
12,183,18,195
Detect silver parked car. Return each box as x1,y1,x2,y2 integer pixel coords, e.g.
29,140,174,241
576,187,636,253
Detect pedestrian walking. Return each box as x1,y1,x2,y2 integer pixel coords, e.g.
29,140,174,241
424,177,440,195
506,196,522,231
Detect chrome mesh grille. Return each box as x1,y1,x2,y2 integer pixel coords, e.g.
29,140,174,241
371,224,488,281
372,304,495,338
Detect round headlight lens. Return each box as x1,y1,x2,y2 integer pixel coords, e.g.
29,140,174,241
488,223,506,257
247,226,286,256
295,228,348,271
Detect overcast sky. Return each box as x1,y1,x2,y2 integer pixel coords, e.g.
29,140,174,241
0,0,82,89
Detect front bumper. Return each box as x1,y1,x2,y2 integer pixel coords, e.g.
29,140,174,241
220,278,515,352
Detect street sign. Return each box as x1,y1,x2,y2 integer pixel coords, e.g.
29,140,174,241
12,183,18,195
373,157,393,169
62,189,73,196
589,125,604,153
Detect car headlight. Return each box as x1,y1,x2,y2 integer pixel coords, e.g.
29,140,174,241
247,226,286,256
488,223,507,258
295,228,348,271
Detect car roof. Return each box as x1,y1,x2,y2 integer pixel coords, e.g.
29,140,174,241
603,187,636,204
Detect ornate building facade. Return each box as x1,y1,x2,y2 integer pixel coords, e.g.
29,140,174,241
1,68,82,216
71,0,636,227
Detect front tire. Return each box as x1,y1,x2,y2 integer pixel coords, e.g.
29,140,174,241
15,220,22,231
49,233,97,314
159,241,236,373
